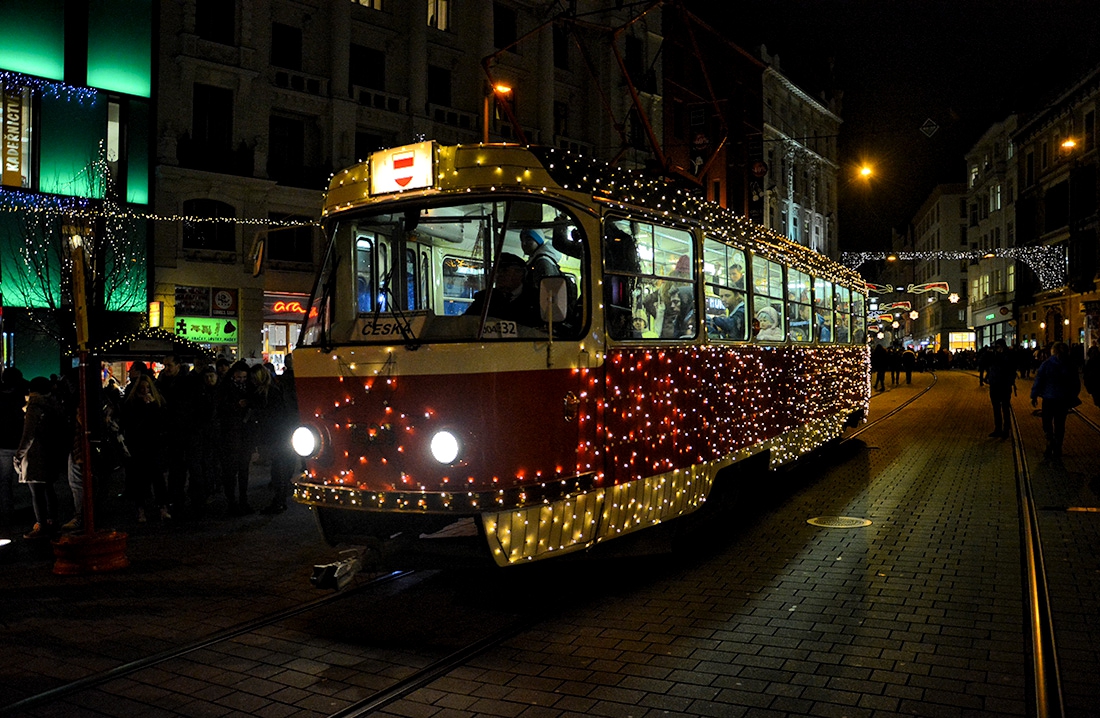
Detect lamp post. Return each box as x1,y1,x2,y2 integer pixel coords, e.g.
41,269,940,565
51,233,129,574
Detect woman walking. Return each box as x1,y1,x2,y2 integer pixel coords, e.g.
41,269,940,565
121,373,170,522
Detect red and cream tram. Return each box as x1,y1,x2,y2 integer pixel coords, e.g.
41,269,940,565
291,141,870,567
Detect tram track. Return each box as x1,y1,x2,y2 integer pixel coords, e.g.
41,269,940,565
1010,404,1066,718
0,570,416,716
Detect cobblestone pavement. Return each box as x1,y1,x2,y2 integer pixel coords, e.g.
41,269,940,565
1,369,1097,717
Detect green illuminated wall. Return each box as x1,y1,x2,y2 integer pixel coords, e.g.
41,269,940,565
87,0,152,97
105,222,148,311
0,214,62,310
127,100,150,204
0,0,66,79
38,94,108,199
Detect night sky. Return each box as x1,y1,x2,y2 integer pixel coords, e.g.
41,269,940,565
686,0,1100,250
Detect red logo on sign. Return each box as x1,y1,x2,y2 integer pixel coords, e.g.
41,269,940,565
393,152,415,187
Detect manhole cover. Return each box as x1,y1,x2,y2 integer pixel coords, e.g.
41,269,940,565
807,516,872,528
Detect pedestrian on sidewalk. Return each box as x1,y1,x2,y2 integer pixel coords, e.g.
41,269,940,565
1084,344,1100,406
0,366,29,530
986,339,1017,438
871,344,888,391
15,377,65,539
1030,341,1081,458
901,345,917,384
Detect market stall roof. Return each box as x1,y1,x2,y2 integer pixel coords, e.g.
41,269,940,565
90,327,216,362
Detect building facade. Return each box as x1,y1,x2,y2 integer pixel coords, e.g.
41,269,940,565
154,0,667,367
760,49,841,260
908,184,971,351
964,115,1019,348
0,0,153,378
1013,66,1100,353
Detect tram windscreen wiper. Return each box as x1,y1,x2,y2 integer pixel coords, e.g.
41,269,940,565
370,269,420,349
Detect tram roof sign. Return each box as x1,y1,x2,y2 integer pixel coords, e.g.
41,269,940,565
369,141,436,196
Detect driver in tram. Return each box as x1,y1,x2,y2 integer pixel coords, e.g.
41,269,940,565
464,252,538,325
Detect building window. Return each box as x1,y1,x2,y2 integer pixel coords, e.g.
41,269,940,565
195,0,235,45
182,199,236,252
192,83,234,157
349,44,385,91
354,131,390,162
427,0,449,30
494,3,517,51
353,0,383,8
427,65,451,107
271,23,302,71
268,115,304,181
267,215,314,263
553,25,569,69
553,101,568,137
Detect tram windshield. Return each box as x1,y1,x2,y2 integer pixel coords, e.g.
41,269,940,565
300,198,586,346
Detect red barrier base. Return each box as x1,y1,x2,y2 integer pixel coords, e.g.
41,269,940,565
52,530,130,575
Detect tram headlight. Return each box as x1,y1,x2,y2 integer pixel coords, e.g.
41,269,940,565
429,430,462,465
292,425,322,458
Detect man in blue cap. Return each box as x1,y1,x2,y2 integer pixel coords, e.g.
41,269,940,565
520,228,562,291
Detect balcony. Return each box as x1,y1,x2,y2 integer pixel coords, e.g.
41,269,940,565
273,69,328,97
426,103,475,131
354,86,408,114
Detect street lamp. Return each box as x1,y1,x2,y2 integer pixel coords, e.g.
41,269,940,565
482,83,512,143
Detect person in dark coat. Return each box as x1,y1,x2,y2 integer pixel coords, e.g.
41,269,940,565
464,252,538,326
217,361,254,515
0,366,29,530
985,339,1017,438
120,374,170,522
1084,345,1100,407
1030,341,1081,458
15,377,65,539
871,344,888,391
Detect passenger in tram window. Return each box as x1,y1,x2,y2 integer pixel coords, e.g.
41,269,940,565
755,305,784,341
985,339,1017,439
730,261,746,290
1030,341,1081,459
520,229,562,289
661,286,695,339
708,288,746,340
464,252,538,325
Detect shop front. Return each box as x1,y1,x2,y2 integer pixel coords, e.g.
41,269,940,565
262,292,308,373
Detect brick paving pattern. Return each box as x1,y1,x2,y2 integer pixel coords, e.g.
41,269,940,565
1,369,1097,717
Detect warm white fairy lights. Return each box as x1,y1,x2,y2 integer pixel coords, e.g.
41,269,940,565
841,247,1066,291
293,143,871,564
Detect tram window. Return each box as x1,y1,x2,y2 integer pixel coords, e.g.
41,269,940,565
788,269,813,343
703,237,747,341
851,292,867,344
834,285,851,343
442,257,484,315
814,277,833,343
603,217,696,340
405,249,418,310
356,235,375,312
751,256,785,342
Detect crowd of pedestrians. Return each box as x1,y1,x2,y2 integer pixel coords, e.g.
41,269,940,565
1,355,299,541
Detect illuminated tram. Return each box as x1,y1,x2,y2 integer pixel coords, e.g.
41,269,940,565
291,141,870,567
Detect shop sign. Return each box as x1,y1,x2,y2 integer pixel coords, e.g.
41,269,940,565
175,316,238,343
211,288,238,317
2,87,28,188
175,286,238,317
